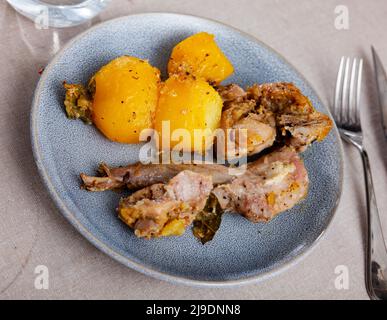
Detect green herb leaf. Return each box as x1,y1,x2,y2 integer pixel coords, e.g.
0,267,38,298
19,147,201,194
192,194,223,244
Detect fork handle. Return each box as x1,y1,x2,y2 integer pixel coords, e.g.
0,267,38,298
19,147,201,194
361,150,387,300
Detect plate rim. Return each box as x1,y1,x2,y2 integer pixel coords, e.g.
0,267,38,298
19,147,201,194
30,12,344,287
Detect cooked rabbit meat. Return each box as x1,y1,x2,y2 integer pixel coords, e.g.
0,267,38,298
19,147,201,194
81,146,306,195
249,82,315,115
212,147,308,222
278,113,333,151
218,83,247,103
220,98,255,128
217,84,276,159
87,148,309,240
118,170,213,238
250,82,332,151
81,162,231,192
217,82,333,155
230,113,276,157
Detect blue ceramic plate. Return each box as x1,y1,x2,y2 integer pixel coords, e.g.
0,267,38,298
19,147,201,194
31,13,343,286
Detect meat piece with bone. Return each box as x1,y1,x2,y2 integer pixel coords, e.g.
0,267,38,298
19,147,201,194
81,162,232,192
217,82,333,156
91,147,309,240
249,82,315,115
84,147,308,222
217,84,276,159
212,147,309,222
251,82,333,152
277,113,333,151
118,170,213,238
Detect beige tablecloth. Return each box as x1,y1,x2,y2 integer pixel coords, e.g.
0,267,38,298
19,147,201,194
1,0,387,300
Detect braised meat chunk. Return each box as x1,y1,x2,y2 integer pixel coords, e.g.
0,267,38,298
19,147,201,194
251,82,333,151
278,113,333,151
250,82,315,115
81,162,232,192
217,82,333,157
118,170,213,238
212,147,309,222
217,84,276,159
83,147,309,242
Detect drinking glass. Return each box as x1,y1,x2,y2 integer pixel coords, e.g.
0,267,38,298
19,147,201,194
6,0,111,28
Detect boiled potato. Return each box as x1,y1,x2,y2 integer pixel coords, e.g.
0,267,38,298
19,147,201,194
154,75,223,152
168,32,234,84
92,56,160,143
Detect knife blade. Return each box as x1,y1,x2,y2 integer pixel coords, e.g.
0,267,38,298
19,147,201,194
371,46,387,137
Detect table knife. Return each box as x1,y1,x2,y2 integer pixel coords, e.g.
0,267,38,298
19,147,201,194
371,46,387,137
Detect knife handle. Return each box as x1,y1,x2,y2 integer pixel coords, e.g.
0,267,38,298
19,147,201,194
361,149,387,300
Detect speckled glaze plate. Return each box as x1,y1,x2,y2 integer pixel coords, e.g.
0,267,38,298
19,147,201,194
31,13,343,286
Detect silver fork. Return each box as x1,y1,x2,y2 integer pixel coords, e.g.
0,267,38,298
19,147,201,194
333,56,387,300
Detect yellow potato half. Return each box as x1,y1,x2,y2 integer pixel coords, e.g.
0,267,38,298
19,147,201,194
92,56,160,143
168,32,234,84
154,75,223,152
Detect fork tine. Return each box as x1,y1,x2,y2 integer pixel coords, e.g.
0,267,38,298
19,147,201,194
341,57,351,125
349,58,357,125
355,58,363,126
334,56,345,123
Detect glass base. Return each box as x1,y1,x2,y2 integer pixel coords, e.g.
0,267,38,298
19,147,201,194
6,0,111,28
